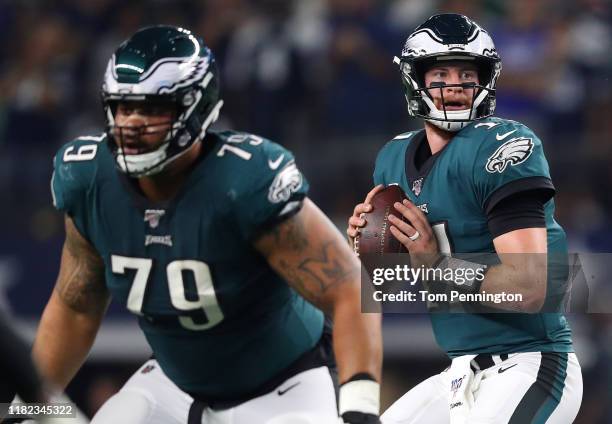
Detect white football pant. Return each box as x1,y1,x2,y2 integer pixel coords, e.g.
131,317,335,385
382,352,582,424
91,359,340,424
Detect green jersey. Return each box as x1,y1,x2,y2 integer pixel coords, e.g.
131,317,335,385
51,130,324,398
373,117,572,357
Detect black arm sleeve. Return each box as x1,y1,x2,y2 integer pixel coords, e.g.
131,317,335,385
487,190,548,238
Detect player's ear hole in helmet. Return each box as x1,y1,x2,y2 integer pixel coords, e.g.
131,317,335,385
393,13,502,132
101,25,224,176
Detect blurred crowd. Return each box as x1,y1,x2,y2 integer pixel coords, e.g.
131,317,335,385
1,0,611,245
1,0,611,422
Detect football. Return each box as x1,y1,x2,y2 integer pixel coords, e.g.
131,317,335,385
354,184,409,255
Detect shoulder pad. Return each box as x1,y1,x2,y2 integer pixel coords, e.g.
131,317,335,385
373,131,418,186
51,134,107,211
382,131,418,153
212,132,296,184
469,120,552,210
210,131,308,239
471,118,537,142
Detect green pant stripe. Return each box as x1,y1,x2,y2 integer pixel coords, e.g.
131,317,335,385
508,352,568,424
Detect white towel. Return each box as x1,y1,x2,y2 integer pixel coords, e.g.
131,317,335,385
447,355,476,424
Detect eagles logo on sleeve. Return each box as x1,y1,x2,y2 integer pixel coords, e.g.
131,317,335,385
485,137,534,174
267,161,303,204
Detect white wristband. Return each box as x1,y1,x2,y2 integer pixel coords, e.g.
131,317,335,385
338,379,380,416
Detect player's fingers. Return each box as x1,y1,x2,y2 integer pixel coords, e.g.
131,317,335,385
388,214,418,240
393,201,430,234
347,227,359,239
390,225,412,247
349,216,366,228
402,199,429,226
353,202,372,217
363,184,385,204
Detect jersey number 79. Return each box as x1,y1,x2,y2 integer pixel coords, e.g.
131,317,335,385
111,255,224,331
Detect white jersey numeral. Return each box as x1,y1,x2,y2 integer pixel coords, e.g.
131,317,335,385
216,134,264,160
111,255,224,331
227,134,264,145
111,256,153,314
217,144,252,160
474,122,501,130
63,144,98,162
167,260,224,330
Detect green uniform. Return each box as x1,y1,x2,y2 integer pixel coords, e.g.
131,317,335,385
373,117,573,357
51,130,324,398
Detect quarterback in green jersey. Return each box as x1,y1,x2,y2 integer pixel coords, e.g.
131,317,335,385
347,14,581,424
34,26,382,424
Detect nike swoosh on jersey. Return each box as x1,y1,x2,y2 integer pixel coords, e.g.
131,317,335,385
268,154,285,170
496,129,517,140
277,382,300,395
497,364,518,374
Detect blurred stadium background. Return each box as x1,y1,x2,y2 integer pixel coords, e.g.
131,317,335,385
0,0,610,421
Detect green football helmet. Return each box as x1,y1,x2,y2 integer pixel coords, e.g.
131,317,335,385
394,14,501,132
102,25,223,176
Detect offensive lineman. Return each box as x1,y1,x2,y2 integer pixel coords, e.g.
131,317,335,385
347,14,582,423
34,26,382,424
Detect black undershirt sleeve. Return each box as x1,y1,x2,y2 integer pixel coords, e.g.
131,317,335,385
487,189,548,238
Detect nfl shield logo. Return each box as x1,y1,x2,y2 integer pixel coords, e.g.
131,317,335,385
144,209,165,229
450,375,465,398
412,178,423,196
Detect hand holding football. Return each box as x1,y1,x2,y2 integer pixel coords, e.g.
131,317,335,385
354,185,409,255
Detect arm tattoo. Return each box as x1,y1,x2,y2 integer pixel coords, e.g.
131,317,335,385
268,211,309,251
55,218,109,315
294,241,356,309
259,205,359,311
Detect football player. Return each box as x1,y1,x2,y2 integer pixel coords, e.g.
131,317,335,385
346,14,582,423
33,26,382,424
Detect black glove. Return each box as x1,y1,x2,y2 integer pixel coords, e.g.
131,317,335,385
342,411,381,424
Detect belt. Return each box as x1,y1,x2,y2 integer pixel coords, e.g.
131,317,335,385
471,353,512,371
